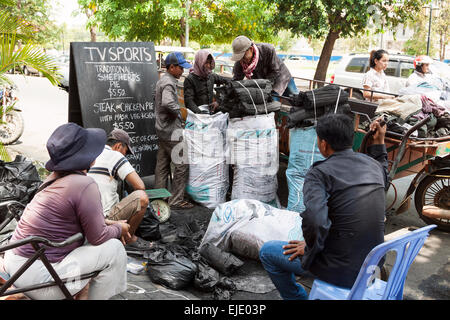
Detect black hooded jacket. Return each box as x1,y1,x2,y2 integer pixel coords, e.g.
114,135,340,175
183,73,230,113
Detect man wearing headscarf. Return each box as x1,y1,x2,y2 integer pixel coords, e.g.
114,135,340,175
183,49,231,113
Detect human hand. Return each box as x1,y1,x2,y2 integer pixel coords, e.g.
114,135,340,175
119,222,131,245
370,116,386,145
209,101,220,112
282,240,306,261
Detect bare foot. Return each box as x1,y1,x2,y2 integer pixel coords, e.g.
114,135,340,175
0,293,29,300
126,235,138,244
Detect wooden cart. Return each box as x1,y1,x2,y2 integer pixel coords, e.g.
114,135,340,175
276,98,450,232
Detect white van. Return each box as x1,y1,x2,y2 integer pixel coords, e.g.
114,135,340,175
331,53,416,99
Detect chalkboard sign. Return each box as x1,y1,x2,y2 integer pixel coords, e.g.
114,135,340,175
68,42,159,177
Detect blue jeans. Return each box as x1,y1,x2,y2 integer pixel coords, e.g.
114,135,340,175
259,240,309,300
273,78,299,101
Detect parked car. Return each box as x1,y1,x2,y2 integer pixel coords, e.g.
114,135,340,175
330,53,416,99
283,55,306,62
54,54,70,91
22,65,42,76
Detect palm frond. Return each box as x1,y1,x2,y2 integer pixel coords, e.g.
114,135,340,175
0,143,11,162
0,11,35,43
0,73,13,86
0,32,60,86
0,0,14,7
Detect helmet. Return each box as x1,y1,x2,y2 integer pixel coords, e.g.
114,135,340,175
413,55,433,68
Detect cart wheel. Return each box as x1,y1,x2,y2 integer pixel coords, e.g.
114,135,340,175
414,169,450,232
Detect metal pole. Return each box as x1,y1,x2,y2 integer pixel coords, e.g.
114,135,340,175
185,0,190,47
426,3,433,56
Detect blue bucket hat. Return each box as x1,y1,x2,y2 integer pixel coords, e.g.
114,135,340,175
165,52,192,69
45,123,106,172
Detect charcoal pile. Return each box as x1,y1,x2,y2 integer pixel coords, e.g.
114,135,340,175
215,79,281,118
287,84,352,128
129,209,243,300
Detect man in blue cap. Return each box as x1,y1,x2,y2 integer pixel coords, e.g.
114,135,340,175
154,52,195,209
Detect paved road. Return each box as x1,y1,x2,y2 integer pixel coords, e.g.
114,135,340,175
6,74,69,163
4,74,449,300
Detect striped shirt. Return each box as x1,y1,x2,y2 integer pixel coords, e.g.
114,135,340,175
88,145,135,217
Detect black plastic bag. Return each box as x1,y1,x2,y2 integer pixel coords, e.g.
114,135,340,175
213,287,232,300
199,243,244,276
176,218,205,250
194,261,220,292
146,244,197,290
0,155,41,221
135,206,161,241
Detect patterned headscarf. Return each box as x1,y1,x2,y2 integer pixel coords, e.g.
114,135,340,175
240,43,259,79
191,49,215,78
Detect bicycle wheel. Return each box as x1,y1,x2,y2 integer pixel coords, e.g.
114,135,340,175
0,110,24,145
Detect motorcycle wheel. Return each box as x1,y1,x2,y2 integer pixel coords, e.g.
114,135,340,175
0,110,24,145
414,169,450,232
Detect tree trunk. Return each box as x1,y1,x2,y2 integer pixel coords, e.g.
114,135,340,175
90,26,97,42
16,0,22,50
179,34,186,47
85,9,97,42
180,17,186,46
313,30,340,86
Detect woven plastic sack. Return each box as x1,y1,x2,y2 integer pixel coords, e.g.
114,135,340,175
199,199,303,260
227,113,279,206
185,110,229,209
286,127,325,213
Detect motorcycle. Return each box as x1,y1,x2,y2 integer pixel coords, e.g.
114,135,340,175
0,85,24,145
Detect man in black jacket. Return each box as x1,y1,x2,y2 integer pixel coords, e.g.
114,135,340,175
231,35,298,98
259,113,388,299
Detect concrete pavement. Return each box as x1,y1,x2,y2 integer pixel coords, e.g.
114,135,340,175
3,74,449,300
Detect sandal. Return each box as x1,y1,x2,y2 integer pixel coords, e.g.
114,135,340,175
124,237,154,251
170,200,195,210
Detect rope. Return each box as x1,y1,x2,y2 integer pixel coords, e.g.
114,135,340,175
311,89,317,164
334,87,342,114
236,81,258,115
252,80,268,114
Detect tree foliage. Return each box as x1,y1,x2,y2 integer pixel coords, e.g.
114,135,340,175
83,0,276,46
403,0,449,60
268,0,431,82
78,0,98,42
0,2,59,86
435,0,449,60
403,10,438,57
275,30,298,52
0,0,63,49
